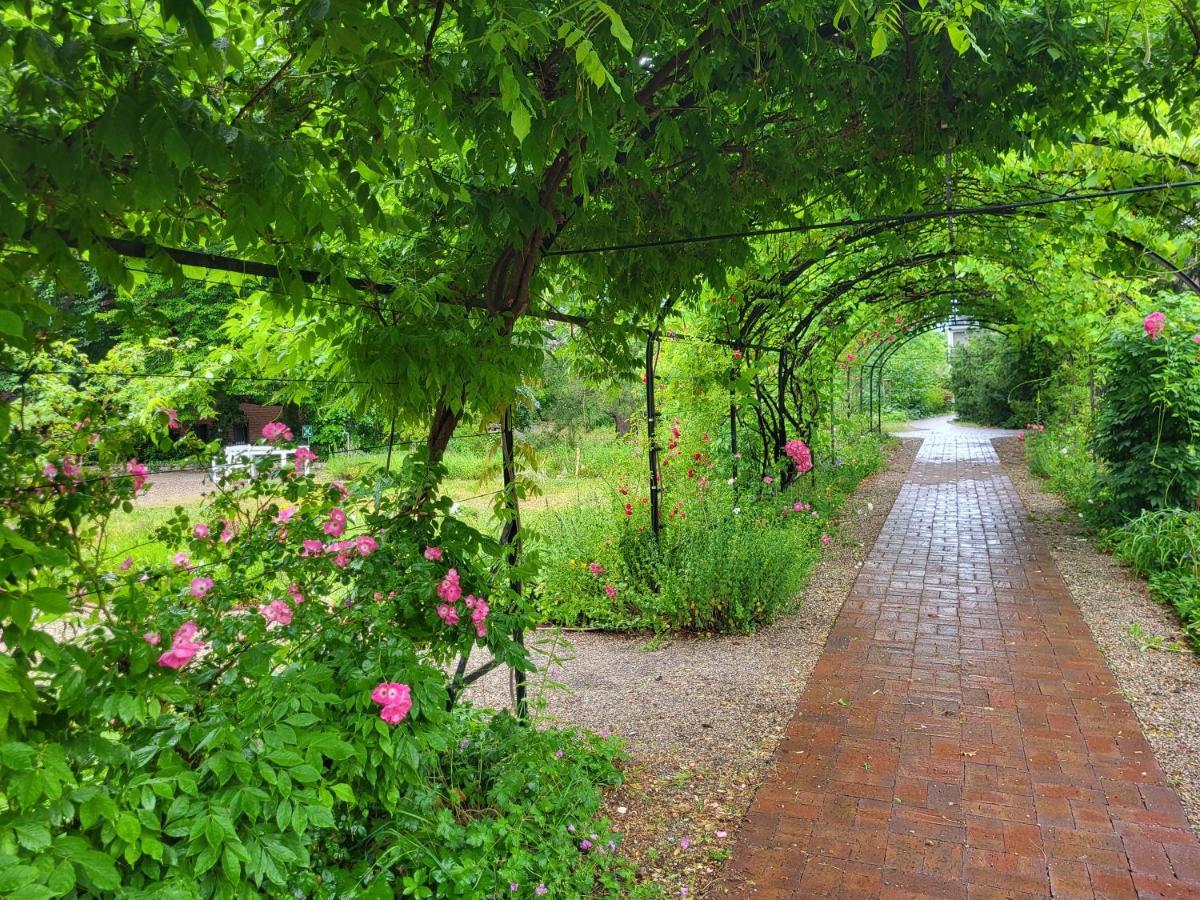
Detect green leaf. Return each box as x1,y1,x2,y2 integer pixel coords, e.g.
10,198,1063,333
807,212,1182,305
161,0,214,47
946,22,970,54
510,105,531,144
115,813,141,843
870,26,888,58
14,820,51,852
73,851,119,892
0,865,39,893
0,310,24,338
46,861,74,896
596,2,633,53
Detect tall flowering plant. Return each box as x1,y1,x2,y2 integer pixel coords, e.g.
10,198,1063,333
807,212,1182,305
0,392,542,893
1096,300,1200,518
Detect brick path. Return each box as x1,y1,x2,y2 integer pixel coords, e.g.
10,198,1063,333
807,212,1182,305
717,431,1200,898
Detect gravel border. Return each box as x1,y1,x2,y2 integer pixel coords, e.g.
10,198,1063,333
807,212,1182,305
996,437,1200,839
465,438,921,891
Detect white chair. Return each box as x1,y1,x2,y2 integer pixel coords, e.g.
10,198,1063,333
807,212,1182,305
212,444,312,482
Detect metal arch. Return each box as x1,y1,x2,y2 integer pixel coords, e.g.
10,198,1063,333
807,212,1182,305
866,318,1011,431
847,308,1009,416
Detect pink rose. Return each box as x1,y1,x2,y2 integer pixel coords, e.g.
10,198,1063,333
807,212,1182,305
370,682,413,725
293,446,318,474
261,421,293,442
1144,311,1166,339
259,599,293,626
189,576,214,598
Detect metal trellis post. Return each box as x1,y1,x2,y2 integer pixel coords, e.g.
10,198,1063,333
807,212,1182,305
645,332,662,540
500,406,527,720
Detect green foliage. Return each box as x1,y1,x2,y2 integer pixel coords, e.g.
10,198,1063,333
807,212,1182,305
537,425,890,632
1108,509,1200,645
1023,422,1104,522
0,374,633,896
1095,300,1200,518
879,331,951,418
949,333,1063,427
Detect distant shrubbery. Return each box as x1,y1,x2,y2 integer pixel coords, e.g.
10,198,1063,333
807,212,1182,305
536,424,891,632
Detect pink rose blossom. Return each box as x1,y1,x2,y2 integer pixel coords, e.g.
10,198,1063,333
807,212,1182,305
331,551,351,569
125,458,148,491
763,475,774,485
466,595,489,638
323,507,347,537
293,446,318,473
424,546,443,561
43,463,57,479
370,681,412,725
820,533,831,546
261,421,293,442
288,583,305,604
143,631,161,646
193,522,210,540
160,407,182,431
437,603,459,625
189,576,214,598
172,552,191,568
302,539,324,556
355,534,379,556
63,456,84,481
437,568,462,603
588,562,605,577
1193,334,1200,344
275,506,296,525
259,599,293,626
604,583,618,600
1144,311,1166,339
330,480,349,498
157,621,205,669
220,519,236,543
784,438,813,475
120,556,133,571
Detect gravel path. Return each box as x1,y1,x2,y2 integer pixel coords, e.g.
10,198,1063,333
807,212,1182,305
466,438,921,890
997,437,1200,839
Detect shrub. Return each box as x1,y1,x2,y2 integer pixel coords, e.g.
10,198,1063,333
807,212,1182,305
1022,420,1105,521
0,380,631,896
949,333,1068,427
536,425,889,632
1108,509,1200,644
1095,302,1200,518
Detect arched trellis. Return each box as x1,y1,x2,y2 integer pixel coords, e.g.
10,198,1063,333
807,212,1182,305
862,317,1013,431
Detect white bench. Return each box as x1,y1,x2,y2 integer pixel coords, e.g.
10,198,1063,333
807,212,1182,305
211,444,313,482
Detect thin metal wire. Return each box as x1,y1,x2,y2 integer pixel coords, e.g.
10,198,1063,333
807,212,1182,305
543,180,1200,257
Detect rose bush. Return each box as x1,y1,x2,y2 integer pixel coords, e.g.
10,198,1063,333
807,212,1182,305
0,375,632,896
1095,300,1200,518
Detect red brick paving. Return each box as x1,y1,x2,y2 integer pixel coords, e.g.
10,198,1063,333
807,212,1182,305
716,433,1200,898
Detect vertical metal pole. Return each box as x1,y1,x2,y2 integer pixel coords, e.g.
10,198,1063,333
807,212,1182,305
500,406,527,720
858,365,864,413
808,357,816,487
777,349,788,469
829,370,836,469
876,363,884,432
1088,355,1097,462
645,333,661,540
868,367,878,436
